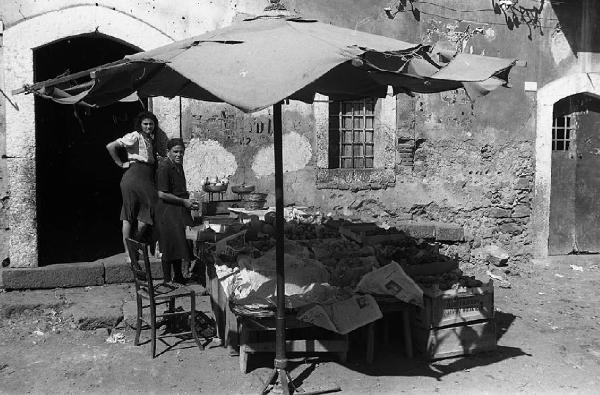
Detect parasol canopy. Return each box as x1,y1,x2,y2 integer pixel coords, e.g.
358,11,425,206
22,14,516,112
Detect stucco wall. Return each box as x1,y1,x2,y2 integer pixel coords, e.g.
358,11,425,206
181,100,317,207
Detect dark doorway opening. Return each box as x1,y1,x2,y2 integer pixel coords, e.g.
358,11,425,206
34,34,145,265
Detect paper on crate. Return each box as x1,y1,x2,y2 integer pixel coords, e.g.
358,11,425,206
298,294,383,334
355,261,424,307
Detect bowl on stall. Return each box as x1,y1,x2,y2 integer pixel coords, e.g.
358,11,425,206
231,184,256,194
240,199,267,210
203,184,228,193
242,192,268,201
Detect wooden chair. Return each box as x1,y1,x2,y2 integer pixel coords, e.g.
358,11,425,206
125,238,206,358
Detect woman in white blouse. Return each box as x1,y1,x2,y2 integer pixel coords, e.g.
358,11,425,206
106,111,159,261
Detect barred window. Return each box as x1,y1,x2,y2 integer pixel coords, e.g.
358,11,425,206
552,115,575,151
328,98,375,169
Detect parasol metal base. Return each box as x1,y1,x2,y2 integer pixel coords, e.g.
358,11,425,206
260,366,341,395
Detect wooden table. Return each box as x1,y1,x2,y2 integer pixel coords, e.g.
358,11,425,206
234,305,348,373
203,256,348,373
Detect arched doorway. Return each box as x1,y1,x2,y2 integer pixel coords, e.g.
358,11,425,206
548,93,600,255
34,34,146,265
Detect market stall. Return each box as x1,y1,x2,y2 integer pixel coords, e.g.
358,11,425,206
15,6,515,393
187,202,495,368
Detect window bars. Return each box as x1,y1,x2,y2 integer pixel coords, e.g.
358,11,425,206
552,114,575,151
329,98,375,168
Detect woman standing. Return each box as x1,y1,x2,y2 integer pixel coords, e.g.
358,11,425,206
156,138,198,284
106,111,158,260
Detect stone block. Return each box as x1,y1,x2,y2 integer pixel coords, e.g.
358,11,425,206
473,244,509,267
122,300,140,328
396,221,436,239
487,207,511,218
434,223,464,242
104,257,164,284
394,212,413,221
104,260,134,284
499,222,523,235
1,262,104,290
514,177,531,190
511,204,530,218
6,158,38,268
64,302,123,330
60,284,132,330
0,289,67,318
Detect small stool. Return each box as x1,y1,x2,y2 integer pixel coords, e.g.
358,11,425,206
365,298,413,363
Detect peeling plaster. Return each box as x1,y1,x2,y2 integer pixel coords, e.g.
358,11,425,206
252,132,312,176
550,29,572,65
184,139,238,191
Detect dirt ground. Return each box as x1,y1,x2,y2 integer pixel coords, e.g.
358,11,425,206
1,258,599,395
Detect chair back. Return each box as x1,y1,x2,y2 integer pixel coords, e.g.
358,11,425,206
125,238,156,299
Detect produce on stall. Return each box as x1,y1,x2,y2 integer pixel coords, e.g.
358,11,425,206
199,208,494,354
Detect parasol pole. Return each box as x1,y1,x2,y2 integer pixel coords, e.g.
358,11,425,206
273,101,287,368
261,101,291,394
262,102,341,395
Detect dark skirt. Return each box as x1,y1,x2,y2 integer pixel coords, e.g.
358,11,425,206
119,162,157,225
156,200,193,261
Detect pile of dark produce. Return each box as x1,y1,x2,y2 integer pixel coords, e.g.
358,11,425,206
211,212,488,293
413,269,484,291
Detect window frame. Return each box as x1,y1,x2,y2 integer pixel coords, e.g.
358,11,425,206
314,92,396,190
329,98,376,169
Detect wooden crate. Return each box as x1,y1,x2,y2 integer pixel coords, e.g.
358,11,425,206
414,281,494,328
412,320,497,360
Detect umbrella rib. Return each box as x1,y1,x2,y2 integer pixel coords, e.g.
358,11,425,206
287,20,421,62
171,77,194,98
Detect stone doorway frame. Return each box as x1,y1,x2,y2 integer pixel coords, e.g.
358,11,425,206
532,72,600,258
3,6,177,267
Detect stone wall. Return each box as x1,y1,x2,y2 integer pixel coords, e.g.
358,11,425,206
0,0,596,268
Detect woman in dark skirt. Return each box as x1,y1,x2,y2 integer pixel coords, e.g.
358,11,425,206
106,111,159,260
155,138,199,284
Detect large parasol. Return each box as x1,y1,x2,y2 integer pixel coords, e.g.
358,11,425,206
13,5,516,394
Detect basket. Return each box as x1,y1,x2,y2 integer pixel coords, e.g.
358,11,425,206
231,185,256,194
242,192,268,201
239,200,267,210
203,184,228,193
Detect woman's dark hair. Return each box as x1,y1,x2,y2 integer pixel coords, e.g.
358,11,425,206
133,111,159,132
167,138,185,151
